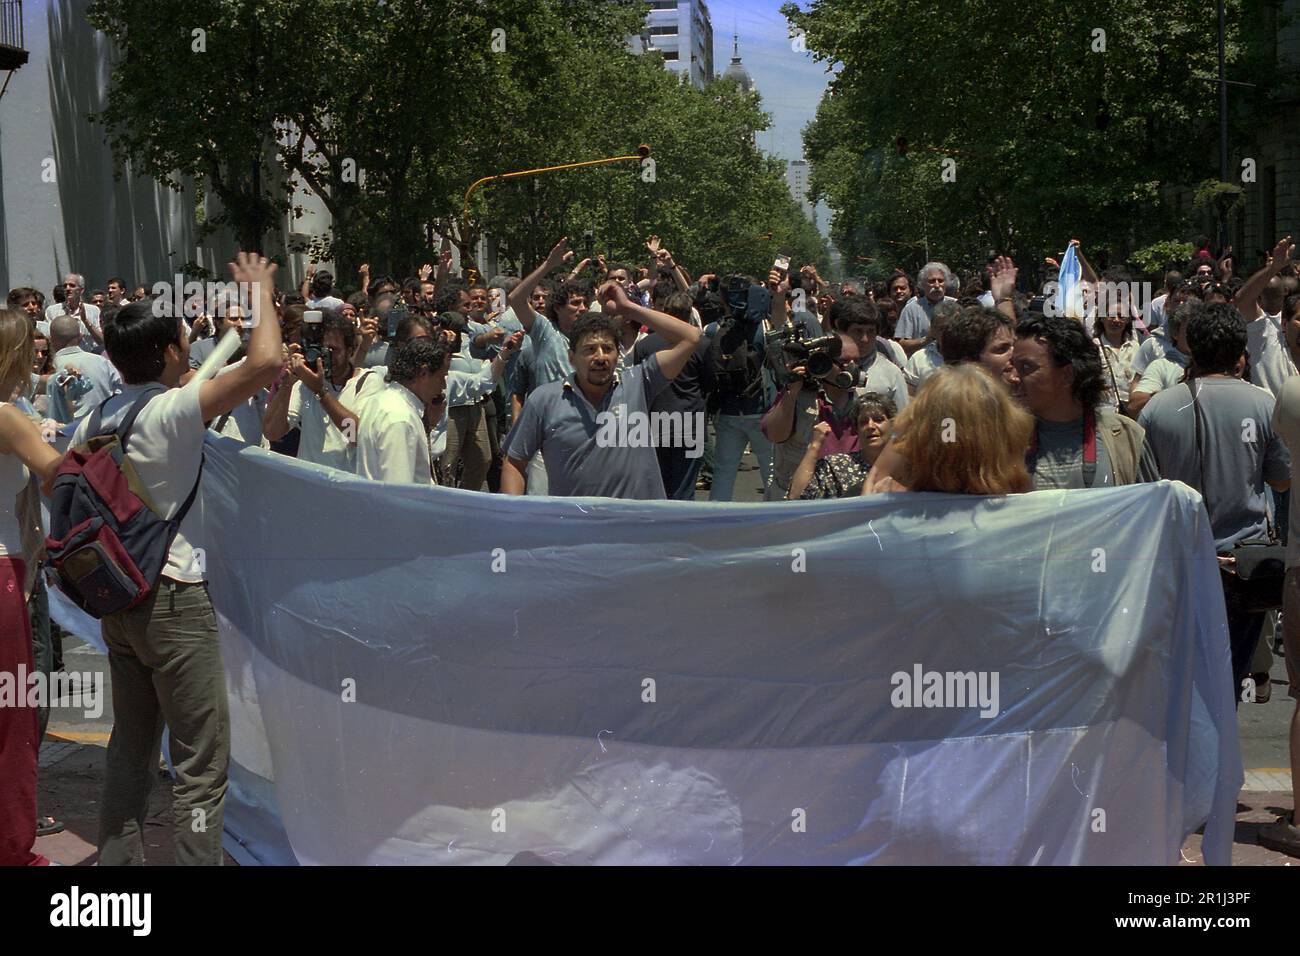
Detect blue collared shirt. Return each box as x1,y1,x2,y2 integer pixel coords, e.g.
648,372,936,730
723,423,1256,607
501,353,671,499
518,312,574,395
47,346,123,424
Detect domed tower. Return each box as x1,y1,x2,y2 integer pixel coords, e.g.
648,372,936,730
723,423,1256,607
721,34,754,92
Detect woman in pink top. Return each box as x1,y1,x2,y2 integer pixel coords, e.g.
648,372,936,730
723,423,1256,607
0,308,65,865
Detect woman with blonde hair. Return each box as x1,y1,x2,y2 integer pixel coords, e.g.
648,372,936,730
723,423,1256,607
862,363,1033,495
0,307,65,865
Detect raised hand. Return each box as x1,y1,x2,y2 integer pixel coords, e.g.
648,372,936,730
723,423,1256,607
645,235,662,256
291,353,325,394
598,280,631,315
501,330,524,355
544,237,570,270
229,251,278,287
1269,236,1294,271
418,263,433,281
989,255,1017,301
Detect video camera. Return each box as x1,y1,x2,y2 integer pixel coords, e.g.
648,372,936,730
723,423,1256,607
302,310,334,381
764,321,847,389
723,275,750,316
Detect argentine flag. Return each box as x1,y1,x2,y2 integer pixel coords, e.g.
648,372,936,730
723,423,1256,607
1055,244,1085,319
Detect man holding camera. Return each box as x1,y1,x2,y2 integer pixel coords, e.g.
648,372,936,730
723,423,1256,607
262,309,367,470
829,296,910,411
761,330,863,501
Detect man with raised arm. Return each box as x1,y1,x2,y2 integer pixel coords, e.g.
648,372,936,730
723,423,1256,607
1234,236,1298,399
501,272,702,500
70,252,283,866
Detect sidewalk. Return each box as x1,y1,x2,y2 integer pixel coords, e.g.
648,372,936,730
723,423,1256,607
33,732,1296,866
35,732,238,866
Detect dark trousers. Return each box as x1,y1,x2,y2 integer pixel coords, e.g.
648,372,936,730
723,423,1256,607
658,448,704,501
1222,570,1266,706
99,579,228,866
28,572,52,746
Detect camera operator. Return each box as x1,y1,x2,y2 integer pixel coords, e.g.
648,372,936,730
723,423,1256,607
262,308,366,470
828,296,909,411
704,274,774,501
761,330,864,501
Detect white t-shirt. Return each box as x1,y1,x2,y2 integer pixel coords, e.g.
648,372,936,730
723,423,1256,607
355,380,433,485
1247,313,1296,399
318,367,386,468
1149,293,1168,331
880,337,907,369
1135,355,1188,395
70,383,206,583
288,366,368,470
858,351,910,411
904,342,943,390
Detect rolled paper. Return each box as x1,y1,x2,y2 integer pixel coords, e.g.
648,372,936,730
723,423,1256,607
184,327,242,389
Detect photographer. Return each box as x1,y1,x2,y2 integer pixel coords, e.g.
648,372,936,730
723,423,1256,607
706,275,774,501
760,330,864,501
262,308,366,470
828,296,909,410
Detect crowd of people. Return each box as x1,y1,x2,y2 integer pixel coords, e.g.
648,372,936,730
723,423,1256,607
3,229,1300,865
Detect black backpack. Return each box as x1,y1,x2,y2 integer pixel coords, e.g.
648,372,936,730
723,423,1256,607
706,314,765,412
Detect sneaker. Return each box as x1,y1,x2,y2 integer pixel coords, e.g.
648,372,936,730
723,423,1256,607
1257,817,1300,859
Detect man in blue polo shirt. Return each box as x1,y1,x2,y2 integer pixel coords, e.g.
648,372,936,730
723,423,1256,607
500,267,703,499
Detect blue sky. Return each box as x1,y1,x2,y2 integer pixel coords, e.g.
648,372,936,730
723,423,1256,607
704,0,833,162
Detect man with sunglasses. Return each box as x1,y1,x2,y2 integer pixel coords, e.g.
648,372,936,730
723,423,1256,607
42,273,104,354
760,332,865,501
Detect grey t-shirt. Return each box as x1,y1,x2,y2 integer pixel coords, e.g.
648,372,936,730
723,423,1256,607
1028,416,1115,490
1139,378,1291,551
501,353,672,499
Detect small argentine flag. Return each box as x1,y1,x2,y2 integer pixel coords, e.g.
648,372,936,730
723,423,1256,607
1055,244,1085,319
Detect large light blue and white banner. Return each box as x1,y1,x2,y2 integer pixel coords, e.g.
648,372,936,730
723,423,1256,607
55,438,1244,865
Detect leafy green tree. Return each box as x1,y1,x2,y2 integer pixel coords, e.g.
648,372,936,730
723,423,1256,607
783,0,1270,280
88,0,824,283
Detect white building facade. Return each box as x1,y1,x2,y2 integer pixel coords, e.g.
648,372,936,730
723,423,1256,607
640,0,714,90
